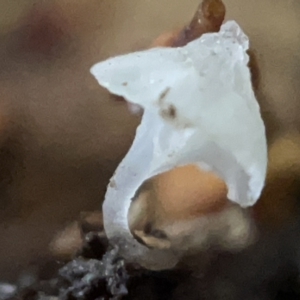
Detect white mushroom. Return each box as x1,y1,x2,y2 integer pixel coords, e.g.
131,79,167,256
90,21,267,270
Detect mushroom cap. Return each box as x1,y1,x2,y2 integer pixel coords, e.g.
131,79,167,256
90,21,267,270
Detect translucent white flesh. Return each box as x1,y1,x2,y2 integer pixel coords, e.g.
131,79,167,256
90,21,267,269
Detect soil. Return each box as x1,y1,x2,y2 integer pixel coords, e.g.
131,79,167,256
4,217,300,300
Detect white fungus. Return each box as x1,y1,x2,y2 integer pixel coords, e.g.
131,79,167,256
90,21,267,270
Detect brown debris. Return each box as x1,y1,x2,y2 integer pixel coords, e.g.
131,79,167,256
49,221,83,260
133,229,171,250
50,211,104,260
160,104,177,121
158,87,171,103
173,0,226,47
152,0,225,48
79,211,104,234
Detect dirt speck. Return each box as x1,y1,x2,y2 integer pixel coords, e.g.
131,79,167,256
160,105,177,120
109,178,116,188
158,88,170,103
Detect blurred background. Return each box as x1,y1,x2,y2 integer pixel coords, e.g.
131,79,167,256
0,0,300,285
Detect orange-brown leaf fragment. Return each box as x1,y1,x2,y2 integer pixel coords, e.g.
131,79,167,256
173,0,226,47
